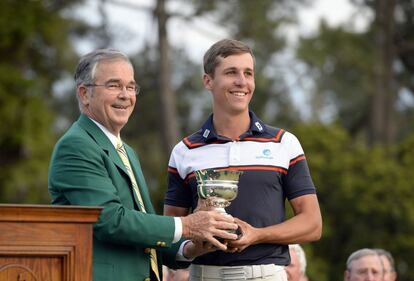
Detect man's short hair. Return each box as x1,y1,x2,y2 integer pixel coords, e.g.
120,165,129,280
346,248,381,271
289,244,307,274
374,248,396,272
73,49,131,111
203,39,255,77
74,48,131,87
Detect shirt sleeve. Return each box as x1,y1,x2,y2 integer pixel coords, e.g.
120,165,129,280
282,132,316,200
164,144,194,208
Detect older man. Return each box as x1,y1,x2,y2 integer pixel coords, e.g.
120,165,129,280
374,249,397,281
49,49,238,281
344,248,384,281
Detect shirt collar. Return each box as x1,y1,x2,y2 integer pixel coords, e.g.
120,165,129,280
200,111,267,142
89,117,119,148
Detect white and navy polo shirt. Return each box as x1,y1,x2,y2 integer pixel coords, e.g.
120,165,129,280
165,112,316,266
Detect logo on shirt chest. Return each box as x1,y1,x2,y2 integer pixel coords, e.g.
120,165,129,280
255,148,274,160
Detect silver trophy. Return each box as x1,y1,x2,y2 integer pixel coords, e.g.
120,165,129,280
195,168,243,215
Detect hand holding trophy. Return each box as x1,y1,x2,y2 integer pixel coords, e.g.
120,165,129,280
195,168,243,237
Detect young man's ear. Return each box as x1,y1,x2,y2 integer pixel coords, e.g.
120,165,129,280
203,74,213,91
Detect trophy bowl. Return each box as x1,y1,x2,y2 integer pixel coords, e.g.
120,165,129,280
195,169,243,214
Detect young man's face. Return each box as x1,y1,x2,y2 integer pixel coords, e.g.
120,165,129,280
344,255,384,281
203,53,255,116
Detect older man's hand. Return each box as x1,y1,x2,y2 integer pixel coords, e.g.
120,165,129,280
181,211,238,250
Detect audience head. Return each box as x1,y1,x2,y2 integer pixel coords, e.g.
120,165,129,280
344,248,384,281
286,244,308,281
374,249,397,281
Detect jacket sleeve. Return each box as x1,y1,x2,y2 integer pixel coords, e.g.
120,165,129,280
160,239,191,270
48,134,176,250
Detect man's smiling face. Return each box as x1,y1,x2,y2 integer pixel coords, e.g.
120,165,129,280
203,52,255,116
79,58,136,136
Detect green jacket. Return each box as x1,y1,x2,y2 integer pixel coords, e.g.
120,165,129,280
49,114,184,281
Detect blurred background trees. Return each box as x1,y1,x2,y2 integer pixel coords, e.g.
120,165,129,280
1,0,413,280
0,0,85,203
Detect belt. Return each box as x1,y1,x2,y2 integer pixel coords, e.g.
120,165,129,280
190,264,284,280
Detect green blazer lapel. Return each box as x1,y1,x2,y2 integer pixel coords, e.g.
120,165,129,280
77,114,129,178
124,144,155,214
77,115,149,213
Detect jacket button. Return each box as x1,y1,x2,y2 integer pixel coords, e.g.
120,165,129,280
144,278,150,281
161,242,166,247
156,241,162,246
144,248,151,254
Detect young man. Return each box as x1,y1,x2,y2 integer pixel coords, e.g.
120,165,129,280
48,49,238,281
164,39,322,281
344,249,384,281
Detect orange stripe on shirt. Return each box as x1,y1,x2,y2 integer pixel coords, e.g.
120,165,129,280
289,155,306,166
168,167,178,174
274,128,284,142
183,137,204,148
183,137,226,148
233,166,287,174
184,165,287,181
243,129,285,142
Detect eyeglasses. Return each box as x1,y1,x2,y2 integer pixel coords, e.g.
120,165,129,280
85,81,140,95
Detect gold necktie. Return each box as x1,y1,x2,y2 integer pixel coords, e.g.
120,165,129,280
116,140,160,281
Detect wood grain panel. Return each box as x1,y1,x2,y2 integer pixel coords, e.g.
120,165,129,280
0,205,101,281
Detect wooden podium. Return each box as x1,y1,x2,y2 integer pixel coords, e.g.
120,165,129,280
0,204,101,281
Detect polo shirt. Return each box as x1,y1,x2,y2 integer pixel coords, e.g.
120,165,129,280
165,112,316,266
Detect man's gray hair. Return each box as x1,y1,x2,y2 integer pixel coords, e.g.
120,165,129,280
374,248,396,272
74,48,131,87
73,48,131,111
346,248,381,271
289,244,307,274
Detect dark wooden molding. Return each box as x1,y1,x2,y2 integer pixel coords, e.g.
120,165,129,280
0,204,102,281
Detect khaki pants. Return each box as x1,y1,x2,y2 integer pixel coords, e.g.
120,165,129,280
189,264,287,281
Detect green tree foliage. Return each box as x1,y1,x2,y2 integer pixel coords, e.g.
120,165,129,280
295,3,414,278
293,123,414,281
297,22,375,133
297,3,414,143
396,0,414,81
0,0,87,203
